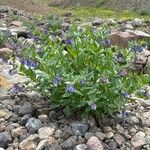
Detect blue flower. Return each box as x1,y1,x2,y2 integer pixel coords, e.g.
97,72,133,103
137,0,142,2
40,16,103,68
122,92,131,99
65,84,75,93
141,89,149,97
130,45,144,53
27,60,38,68
115,52,125,64
64,38,74,45
19,58,38,68
80,80,87,85
19,57,27,65
53,75,62,86
12,84,23,93
1,57,8,64
27,32,40,42
101,39,111,47
88,102,97,110
118,69,128,77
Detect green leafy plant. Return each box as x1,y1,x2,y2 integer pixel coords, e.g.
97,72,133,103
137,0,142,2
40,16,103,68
0,33,7,48
19,26,149,121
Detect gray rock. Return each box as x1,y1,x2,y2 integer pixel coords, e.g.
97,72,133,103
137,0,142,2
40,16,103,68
105,132,114,139
44,144,62,150
60,136,77,150
95,132,106,140
92,18,103,26
0,131,12,148
18,102,34,116
141,111,150,127
0,6,8,13
106,19,117,26
78,135,86,144
137,99,150,107
85,132,95,140
131,131,146,149
126,116,139,124
131,18,143,27
106,139,117,150
74,144,88,150
25,117,43,133
114,134,125,146
20,114,32,126
54,129,63,138
71,123,89,136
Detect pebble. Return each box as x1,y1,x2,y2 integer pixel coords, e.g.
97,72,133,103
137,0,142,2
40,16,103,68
60,136,77,149
18,102,34,116
25,117,43,133
38,127,55,140
87,136,104,150
0,131,12,148
71,122,89,136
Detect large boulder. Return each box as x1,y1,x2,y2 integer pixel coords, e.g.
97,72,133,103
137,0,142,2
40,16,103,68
109,30,150,48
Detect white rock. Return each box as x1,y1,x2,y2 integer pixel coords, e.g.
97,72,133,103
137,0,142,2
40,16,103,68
38,127,55,140
36,139,48,150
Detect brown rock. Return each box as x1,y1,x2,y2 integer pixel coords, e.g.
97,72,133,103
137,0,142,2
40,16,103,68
114,134,125,146
0,75,12,89
109,30,150,48
0,48,12,56
0,122,6,132
87,136,104,150
10,21,23,27
131,132,146,150
0,110,7,118
133,49,150,73
19,134,39,150
19,140,37,150
11,127,27,138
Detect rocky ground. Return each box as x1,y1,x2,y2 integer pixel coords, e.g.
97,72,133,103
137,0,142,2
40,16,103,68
0,6,150,150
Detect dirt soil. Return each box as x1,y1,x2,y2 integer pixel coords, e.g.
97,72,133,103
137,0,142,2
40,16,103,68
0,0,52,15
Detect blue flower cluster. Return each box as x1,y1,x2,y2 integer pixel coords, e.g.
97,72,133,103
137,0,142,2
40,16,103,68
64,38,74,45
131,45,144,53
101,39,111,47
19,58,38,68
12,84,23,93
